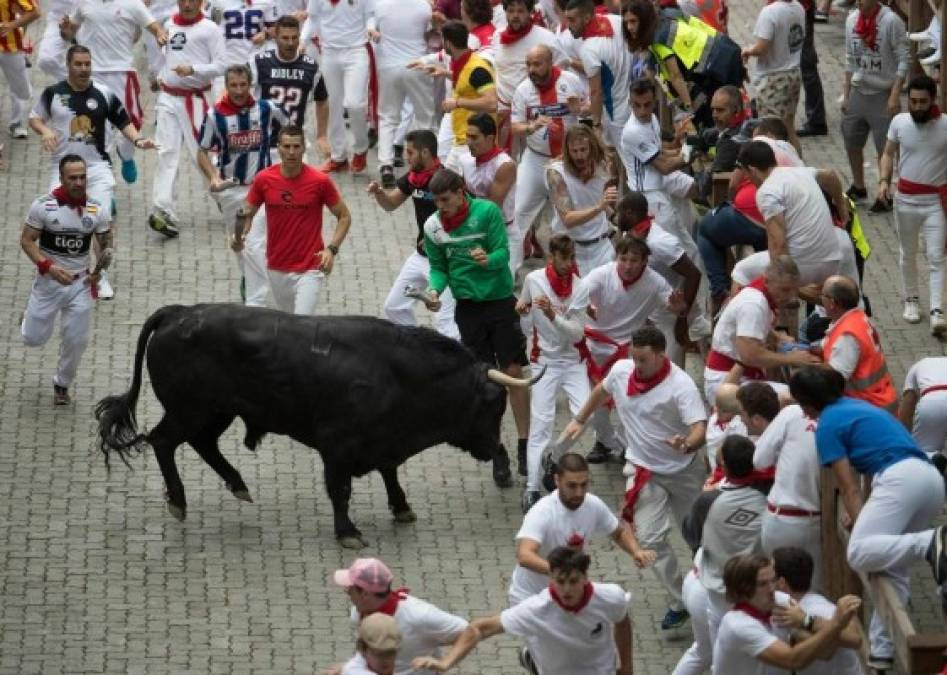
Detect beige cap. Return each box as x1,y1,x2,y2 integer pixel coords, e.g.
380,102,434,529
358,613,402,652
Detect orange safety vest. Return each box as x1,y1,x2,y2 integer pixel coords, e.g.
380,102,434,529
822,309,897,413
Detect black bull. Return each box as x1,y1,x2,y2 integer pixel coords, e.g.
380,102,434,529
95,304,542,548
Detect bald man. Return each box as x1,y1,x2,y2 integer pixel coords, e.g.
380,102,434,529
818,275,897,413
511,44,588,266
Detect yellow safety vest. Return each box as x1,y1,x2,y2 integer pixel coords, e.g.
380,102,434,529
650,16,717,77
452,52,495,146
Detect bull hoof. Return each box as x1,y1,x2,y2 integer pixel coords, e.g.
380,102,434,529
393,509,417,523
338,535,367,550
167,502,187,521
232,489,253,503
493,467,514,489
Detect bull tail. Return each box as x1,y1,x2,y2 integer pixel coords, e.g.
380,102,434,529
95,305,180,470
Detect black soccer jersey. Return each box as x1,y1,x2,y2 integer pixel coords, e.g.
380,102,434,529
254,50,328,146
31,80,131,165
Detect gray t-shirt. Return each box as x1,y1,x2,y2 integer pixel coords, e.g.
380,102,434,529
845,5,910,93
753,0,806,76
698,483,767,595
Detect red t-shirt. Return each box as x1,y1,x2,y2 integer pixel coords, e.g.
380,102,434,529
732,176,764,225
247,164,341,273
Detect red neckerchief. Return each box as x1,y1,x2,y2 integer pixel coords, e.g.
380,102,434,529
710,465,777,485
439,197,470,232
474,146,503,166
594,3,611,13
854,3,880,51
630,215,653,238
499,22,533,45
545,262,579,299
450,49,473,85
549,582,594,613
215,92,256,115
581,15,614,38
172,12,204,25
407,159,441,189
617,264,644,290
368,588,409,617
727,107,749,130
621,464,653,523
52,185,86,212
627,357,671,396
930,104,942,119
734,601,772,627
470,22,496,48
746,277,777,312
536,66,562,97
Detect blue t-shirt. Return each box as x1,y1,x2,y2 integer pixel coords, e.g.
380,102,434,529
816,397,928,475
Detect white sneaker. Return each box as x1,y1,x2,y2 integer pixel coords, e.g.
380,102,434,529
932,309,947,337
8,123,27,139
909,30,933,42
903,298,921,324
921,50,942,66
97,271,114,300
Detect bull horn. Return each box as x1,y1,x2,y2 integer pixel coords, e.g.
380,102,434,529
487,365,547,388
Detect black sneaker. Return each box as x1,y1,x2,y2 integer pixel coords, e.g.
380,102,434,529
53,385,70,406
661,607,690,630
869,196,892,213
797,123,828,137
586,441,613,464
927,525,947,585
380,165,396,190
493,443,514,488
845,184,868,201
148,211,180,238
393,144,405,168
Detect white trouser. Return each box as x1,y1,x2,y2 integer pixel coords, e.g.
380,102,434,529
834,227,860,291
268,269,324,315
526,360,590,491
588,345,626,453
22,274,96,389
761,510,823,593
37,21,69,80
705,588,729,651
444,143,471,174
624,456,706,611
95,71,142,162
507,220,525,277
322,45,370,161
0,52,32,125
48,162,115,221
702,368,788,409
672,567,712,675
152,90,208,221
732,252,840,288
383,251,460,339
514,147,551,246
896,196,946,310
214,185,270,307
437,112,453,163
395,99,413,147
573,237,615,277
913,391,947,456
847,456,944,659
377,64,433,166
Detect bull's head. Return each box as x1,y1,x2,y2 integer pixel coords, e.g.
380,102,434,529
464,366,547,462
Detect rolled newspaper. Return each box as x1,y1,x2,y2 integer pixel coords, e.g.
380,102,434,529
403,284,439,310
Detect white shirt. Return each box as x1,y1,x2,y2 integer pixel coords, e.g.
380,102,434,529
371,0,430,66
347,596,468,675
26,192,111,275
501,583,631,675
519,268,589,363
755,135,805,167
73,0,155,72
556,25,582,66
756,167,841,265
752,0,805,76
709,285,773,362
302,0,373,49
459,151,516,223
341,653,375,675
208,0,278,68
604,360,707,473
887,112,947,206
579,15,631,127
159,17,227,89
489,25,565,109
904,357,947,394
645,223,686,281
713,609,781,675
706,412,747,472
545,161,610,241
773,594,862,674
584,264,674,360
753,404,821,512
508,492,619,603
619,113,664,192
511,68,587,156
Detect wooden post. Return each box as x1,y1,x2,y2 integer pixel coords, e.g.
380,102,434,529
819,467,863,603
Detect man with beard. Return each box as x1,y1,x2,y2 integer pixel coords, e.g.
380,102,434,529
877,75,947,335
367,129,460,339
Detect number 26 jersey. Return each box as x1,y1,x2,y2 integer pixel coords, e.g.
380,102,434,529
209,0,278,67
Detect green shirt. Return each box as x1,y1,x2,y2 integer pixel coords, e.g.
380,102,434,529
423,197,513,302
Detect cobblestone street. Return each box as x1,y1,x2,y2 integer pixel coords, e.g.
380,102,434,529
0,2,945,672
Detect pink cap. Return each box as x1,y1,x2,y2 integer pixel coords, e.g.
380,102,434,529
333,558,394,594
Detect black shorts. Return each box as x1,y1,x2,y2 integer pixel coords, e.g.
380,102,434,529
455,297,528,369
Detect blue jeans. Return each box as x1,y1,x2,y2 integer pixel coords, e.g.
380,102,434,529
697,203,768,298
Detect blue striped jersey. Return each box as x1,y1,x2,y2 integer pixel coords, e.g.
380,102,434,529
198,99,287,185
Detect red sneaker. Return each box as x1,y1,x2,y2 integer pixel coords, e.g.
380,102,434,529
318,158,349,173
350,152,367,173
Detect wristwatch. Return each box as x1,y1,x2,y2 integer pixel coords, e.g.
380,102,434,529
327,244,339,256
